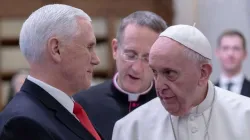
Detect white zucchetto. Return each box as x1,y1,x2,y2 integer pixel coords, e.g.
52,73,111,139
160,24,212,59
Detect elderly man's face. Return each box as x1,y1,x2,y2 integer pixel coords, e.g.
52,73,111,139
112,24,159,93
60,18,100,92
149,37,202,116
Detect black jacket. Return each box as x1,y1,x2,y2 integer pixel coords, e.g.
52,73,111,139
0,79,104,140
74,80,157,140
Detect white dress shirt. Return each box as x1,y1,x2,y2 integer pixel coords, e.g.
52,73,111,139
219,72,244,94
27,75,74,114
112,81,250,140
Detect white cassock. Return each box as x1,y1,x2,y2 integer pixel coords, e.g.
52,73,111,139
112,81,250,140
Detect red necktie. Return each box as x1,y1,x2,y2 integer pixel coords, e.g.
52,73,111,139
73,102,101,140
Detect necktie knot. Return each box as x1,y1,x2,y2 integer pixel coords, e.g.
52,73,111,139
73,102,101,140
73,102,83,114
227,82,233,91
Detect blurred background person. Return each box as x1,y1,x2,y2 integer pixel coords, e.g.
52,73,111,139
7,69,29,102
215,30,250,97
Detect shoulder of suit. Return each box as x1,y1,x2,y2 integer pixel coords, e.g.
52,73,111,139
215,86,250,111
0,116,52,138
243,78,250,84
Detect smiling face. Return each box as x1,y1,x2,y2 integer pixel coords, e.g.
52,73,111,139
149,37,207,116
59,18,100,92
112,24,159,93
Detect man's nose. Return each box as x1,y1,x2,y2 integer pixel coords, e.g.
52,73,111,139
154,74,165,91
131,59,143,73
92,53,100,65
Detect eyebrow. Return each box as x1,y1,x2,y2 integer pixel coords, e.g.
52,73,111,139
123,49,149,56
149,65,178,73
123,49,136,53
162,68,178,73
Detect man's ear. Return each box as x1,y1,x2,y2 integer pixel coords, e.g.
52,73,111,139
198,63,212,86
112,38,119,60
47,37,62,63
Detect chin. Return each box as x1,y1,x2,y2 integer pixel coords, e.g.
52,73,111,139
161,101,188,117
165,108,187,116
82,82,91,90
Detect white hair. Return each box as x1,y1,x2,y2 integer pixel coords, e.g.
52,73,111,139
183,46,212,65
19,4,91,62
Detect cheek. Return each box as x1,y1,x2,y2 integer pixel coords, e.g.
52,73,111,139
144,68,154,80
171,80,196,100
236,54,245,61
117,61,131,74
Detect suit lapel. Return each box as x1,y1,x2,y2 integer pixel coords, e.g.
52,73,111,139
214,80,220,87
240,78,250,98
55,109,95,140
21,79,96,140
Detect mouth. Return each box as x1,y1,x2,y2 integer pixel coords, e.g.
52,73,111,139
128,74,140,80
157,90,175,100
162,96,175,100
87,70,93,74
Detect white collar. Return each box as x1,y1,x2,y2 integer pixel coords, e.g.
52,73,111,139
27,75,74,114
189,80,215,114
113,73,153,101
220,72,244,86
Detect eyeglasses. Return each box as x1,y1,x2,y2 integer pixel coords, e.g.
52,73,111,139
120,50,149,63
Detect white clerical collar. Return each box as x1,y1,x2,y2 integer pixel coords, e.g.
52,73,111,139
113,73,153,101
189,80,215,114
220,72,244,87
27,75,74,114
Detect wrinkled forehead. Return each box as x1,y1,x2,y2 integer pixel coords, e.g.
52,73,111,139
120,24,159,54
149,37,187,66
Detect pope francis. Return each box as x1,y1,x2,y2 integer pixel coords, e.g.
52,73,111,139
112,24,250,140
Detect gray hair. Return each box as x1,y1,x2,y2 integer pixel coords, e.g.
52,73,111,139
183,46,211,66
19,4,91,62
116,11,167,45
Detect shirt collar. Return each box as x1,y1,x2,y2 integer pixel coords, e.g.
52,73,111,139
189,80,215,114
220,72,244,86
27,75,74,114
113,73,153,101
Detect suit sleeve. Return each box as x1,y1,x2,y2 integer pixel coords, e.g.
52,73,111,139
0,116,55,140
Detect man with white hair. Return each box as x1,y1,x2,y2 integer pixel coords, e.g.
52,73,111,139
112,24,250,140
0,4,101,140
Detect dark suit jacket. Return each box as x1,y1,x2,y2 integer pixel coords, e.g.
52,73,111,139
74,80,157,140
0,79,103,140
214,78,250,98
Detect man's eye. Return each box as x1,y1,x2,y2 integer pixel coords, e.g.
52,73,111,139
125,53,136,59
164,70,178,81
88,46,93,51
